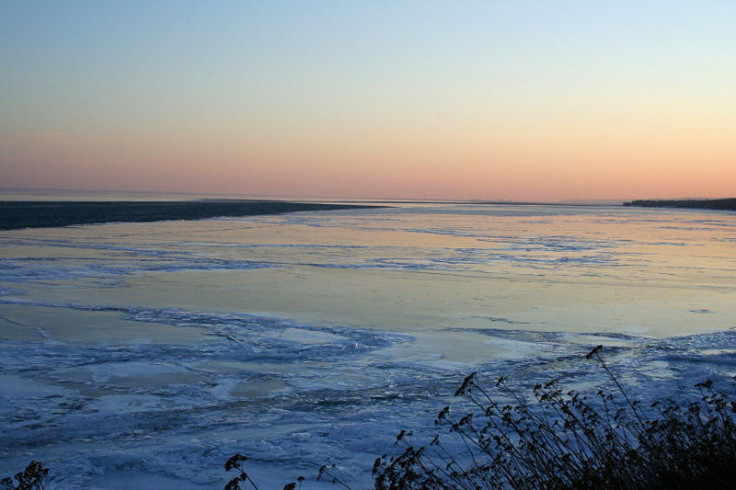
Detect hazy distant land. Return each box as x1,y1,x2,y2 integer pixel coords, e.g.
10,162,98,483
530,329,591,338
0,200,383,230
624,198,736,211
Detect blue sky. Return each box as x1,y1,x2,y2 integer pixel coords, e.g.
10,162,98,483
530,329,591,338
2,1,735,200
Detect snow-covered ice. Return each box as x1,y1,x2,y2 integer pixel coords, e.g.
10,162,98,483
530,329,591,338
2,203,736,488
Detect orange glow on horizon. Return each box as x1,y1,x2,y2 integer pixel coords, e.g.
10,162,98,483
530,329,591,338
2,2,735,201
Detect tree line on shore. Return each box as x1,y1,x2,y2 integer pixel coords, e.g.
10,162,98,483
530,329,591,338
624,198,736,210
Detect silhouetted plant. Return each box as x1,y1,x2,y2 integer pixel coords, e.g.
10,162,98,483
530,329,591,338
224,454,259,490
317,464,352,490
1,461,48,490
373,345,736,489
224,453,304,490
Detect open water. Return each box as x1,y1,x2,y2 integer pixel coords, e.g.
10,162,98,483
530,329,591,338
1,202,735,488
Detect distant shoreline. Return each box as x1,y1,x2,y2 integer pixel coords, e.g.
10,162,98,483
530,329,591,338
0,200,384,231
624,198,736,211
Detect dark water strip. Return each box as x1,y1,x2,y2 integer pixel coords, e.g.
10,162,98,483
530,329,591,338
0,200,384,230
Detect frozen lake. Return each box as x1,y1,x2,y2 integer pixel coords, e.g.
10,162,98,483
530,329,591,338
2,202,736,488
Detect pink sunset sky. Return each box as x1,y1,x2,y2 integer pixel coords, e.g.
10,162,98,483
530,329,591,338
2,1,735,202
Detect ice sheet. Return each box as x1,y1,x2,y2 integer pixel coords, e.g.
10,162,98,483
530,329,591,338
2,203,736,487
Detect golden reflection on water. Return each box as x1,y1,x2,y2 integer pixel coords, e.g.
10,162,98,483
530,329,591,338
4,204,735,363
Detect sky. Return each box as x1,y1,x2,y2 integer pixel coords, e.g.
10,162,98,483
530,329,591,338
1,1,735,201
